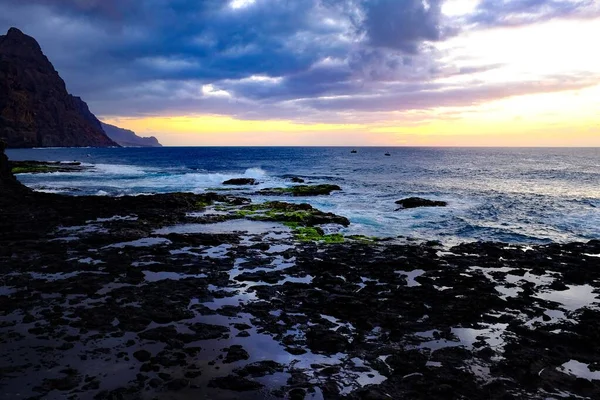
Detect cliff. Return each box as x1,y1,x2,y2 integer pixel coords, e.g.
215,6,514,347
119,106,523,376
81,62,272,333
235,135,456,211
0,27,118,148
101,122,162,147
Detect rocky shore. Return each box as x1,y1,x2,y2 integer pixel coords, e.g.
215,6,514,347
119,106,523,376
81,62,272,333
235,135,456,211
1,146,600,399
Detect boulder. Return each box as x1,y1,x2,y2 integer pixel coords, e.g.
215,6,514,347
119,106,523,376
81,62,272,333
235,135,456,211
395,197,447,209
222,178,257,185
223,345,250,363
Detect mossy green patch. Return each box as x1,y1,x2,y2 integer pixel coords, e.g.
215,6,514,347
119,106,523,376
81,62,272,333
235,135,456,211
235,209,258,217
10,161,86,174
321,233,345,243
292,226,344,243
263,209,315,223
294,226,323,241
12,166,55,174
195,199,214,208
236,201,349,227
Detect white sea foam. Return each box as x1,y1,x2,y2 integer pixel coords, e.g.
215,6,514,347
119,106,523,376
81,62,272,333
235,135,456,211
92,163,148,175
243,167,267,179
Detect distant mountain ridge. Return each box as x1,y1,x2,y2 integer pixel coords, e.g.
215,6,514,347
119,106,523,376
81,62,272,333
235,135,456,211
0,27,118,148
100,122,162,147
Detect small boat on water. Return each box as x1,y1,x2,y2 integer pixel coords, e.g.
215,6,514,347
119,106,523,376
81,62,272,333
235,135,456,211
351,149,357,153
384,152,391,156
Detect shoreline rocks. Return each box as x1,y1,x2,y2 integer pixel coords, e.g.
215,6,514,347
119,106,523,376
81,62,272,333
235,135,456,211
2,146,600,399
10,160,89,174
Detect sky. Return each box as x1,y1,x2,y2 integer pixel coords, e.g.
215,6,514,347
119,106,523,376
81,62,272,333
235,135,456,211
1,0,599,146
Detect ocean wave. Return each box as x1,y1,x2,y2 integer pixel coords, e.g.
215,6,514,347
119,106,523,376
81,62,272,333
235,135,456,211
243,167,267,179
33,188,74,194
92,163,148,176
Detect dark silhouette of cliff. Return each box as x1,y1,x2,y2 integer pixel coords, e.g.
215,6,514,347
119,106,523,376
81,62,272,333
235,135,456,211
101,122,162,147
0,27,118,148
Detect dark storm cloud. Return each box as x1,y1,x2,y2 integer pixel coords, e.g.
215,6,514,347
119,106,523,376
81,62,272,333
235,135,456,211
362,0,449,52
0,0,598,122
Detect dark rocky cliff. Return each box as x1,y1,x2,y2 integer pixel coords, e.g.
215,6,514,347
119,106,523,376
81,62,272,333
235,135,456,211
101,122,162,147
0,27,118,148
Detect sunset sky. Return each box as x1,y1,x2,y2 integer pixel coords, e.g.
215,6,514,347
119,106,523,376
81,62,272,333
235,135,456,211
1,0,599,146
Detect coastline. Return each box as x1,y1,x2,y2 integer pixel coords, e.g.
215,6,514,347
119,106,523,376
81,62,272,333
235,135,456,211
1,148,600,399
7,146,599,245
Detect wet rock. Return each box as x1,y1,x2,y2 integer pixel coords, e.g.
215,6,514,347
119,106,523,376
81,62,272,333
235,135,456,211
350,388,389,400
158,372,172,381
166,378,189,391
306,327,349,354
133,349,152,362
235,361,284,377
549,280,569,291
321,380,341,397
288,388,306,400
208,375,263,391
223,345,250,363
240,201,350,226
148,378,162,388
386,350,428,376
259,184,342,196
184,370,202,379
431,347,473,367
223,178,257,185
477,347,495,360
235,270,283,284
285,347,307,355
395,197,447,209
138,326,179,342
233,323,251,330
37,368,81,391
153,350,187,367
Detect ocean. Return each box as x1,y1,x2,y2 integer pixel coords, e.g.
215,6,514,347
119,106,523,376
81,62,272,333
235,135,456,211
6,146,599,245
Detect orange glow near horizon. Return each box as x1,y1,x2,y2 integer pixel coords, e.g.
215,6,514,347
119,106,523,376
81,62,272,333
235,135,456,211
99,18,600,147
102,84,600,147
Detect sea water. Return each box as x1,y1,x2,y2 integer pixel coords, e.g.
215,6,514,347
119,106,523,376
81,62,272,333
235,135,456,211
7,146,599,244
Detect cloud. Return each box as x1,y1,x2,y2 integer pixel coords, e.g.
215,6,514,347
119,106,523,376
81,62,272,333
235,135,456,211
295,72,600,113
362,0,451,52
468,0,600,28
0,0,598,126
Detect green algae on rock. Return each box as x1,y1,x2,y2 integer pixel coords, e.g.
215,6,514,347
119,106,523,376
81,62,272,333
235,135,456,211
291,226,345,243
237,201,349,226
10,160,87,174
